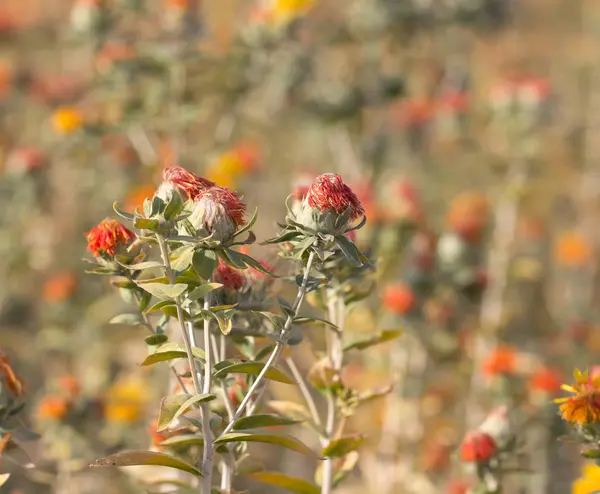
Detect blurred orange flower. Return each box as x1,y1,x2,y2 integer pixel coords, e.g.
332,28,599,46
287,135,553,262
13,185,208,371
0,351,24,397
554,231,592,268
529,366,562,394
124,185,156,212
58,375,81,399
382,283,417,315
459,430,497,462
482,345,518,376
555,368,600,425
446,191,489,242
42,272,77,303
37,396,69,421
51,107,83,134
206,143,260,189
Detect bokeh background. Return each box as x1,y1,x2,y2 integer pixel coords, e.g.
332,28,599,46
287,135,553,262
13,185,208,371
1,0,600,492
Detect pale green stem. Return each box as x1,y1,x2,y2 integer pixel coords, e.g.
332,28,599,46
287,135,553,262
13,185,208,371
219,251,316,437
201,290,215,493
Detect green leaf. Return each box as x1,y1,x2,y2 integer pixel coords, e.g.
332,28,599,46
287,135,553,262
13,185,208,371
121,261,164,271
145,333,169,346
583,449,600,459
219,249,247,269
113,201,135,220
142,343,205,366
263,230,302,245
192,249,218,280
322,434,366,458
134,217,160,231
171,246,195,272
236,252,279,278
293,317,339,332
234,208,258,237
187,283,223,301
215,432,315,457
352,385,394,407
334,235,362,267
213,362,295,384
159,434,204,448
158,394,217,431
109,314,142,326
333,451,359,487
136,276,170,285
164,189,183,220
138,290,152,312
248,472,320,494
90,450,202,477
233,414,303,431
146,300,177,314
137,282,188,300
257,311,286,330
343,329,403,352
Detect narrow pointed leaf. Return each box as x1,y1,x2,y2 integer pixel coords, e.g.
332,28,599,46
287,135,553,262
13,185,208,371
215,432,315,457
137,282,188,300
159,434,205,448
213,362,295,384
248,472,320,494
233,414,303,431
158,394,217,431
322,434,366,458
109,314,142,326
192,249,218,280
113,201,135,220
334,235,362,267
142,343,205,366
234,208,258,237
90,450,202,477
343,330,403,352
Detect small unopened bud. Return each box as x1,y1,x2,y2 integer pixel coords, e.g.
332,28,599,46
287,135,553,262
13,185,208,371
478,405,511,448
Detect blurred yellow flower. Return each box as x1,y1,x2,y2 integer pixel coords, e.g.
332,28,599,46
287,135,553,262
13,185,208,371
52,106,83,134
573,462,600,494
555,369,600,425
271,0,316,23
205,152,246,189
104,376,148,424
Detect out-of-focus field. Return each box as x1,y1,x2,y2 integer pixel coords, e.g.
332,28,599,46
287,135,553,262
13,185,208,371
1,0,600,493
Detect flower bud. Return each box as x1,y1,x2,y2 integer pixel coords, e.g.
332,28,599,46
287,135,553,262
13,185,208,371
478,405,511,448
86,218,136,258
459,430,497,463
295,173,364,234
180,186,246,244
162,166,215,201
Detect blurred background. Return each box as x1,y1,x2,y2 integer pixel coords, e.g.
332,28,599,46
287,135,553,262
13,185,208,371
0,0,599,492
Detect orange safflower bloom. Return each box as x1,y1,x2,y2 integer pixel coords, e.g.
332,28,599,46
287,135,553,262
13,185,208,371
42,272,77,303
37,395,69,420
554,231,592,268
482,345,518,376
555,369,600,425
0,351,24,397
382,283,417,315
51,107,83,134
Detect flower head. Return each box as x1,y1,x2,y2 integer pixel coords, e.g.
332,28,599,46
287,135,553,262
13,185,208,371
306,173,365,220
37,395,69,421
214,259,245,291
555,368,600,425
459,430,497,463
42,272,77,303
482,345,518,377
529,366,562,395
86,218,135,257
183,186,246,244
161,166,215,201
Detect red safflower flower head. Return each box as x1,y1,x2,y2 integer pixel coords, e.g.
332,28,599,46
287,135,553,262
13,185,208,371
295,173,365,234
307,173,365,220
529,366,563,395
182,186,246,244
160,166,215,201
214,259,245,291
459,430,497,463
86,218,135,257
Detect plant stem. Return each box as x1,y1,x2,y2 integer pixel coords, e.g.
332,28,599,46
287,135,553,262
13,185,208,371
201,290,215,493
321,291,345,494
285,356,321,428
219,250,316,437
156,234,204,492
